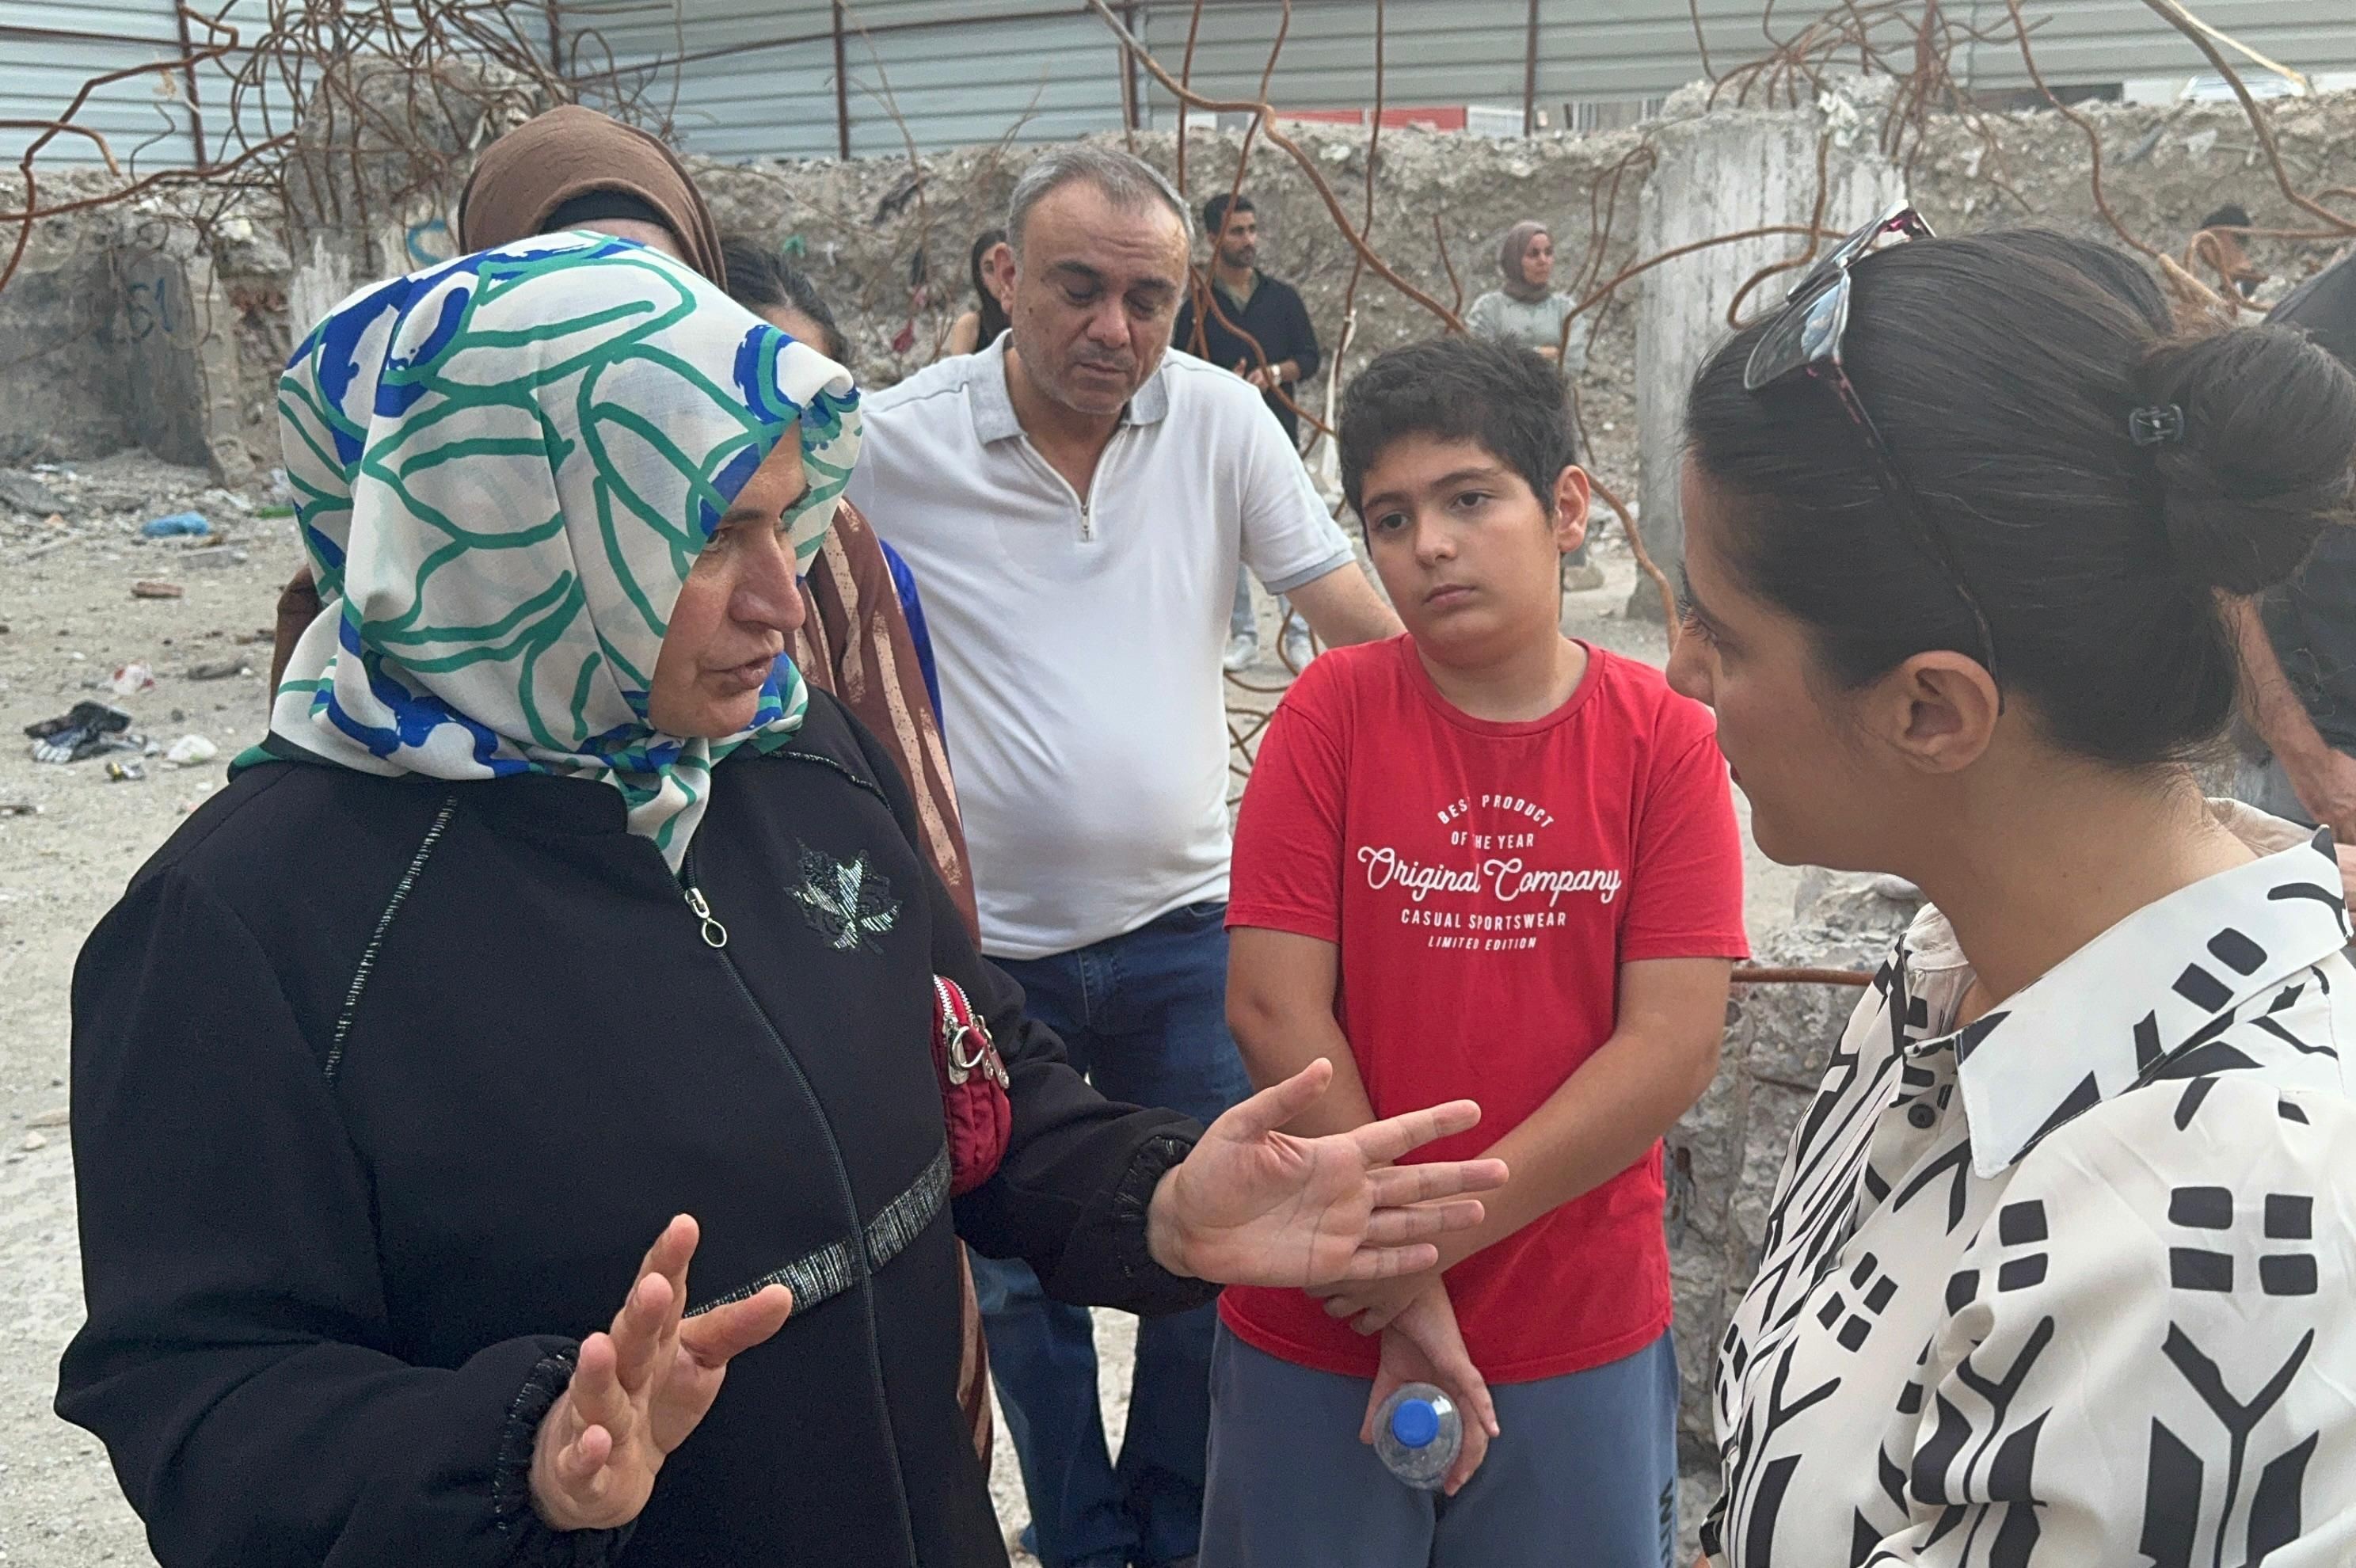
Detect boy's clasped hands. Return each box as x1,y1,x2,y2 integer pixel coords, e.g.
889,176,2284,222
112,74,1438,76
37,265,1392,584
1314,1273,1501,1495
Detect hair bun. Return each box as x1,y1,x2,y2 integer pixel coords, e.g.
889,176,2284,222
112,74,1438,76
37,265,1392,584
2134,325,2356,595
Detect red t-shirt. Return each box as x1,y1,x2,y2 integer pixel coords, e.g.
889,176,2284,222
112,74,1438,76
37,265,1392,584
1222,635,1749,1383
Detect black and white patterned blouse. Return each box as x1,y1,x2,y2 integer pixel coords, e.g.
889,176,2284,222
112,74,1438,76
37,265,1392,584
1706,828,2356,1566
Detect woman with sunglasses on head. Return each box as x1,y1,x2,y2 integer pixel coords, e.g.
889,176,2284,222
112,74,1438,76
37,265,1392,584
1675,213,2356,1565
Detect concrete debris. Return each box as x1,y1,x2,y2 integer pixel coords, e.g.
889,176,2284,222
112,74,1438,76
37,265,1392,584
0,473,63,513
131,580,184,599
1665,869,1920,1463
164,734,219,767
185,657,250,681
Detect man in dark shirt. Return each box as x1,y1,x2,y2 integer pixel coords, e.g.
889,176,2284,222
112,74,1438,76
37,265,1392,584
2233,247,2356,835
1174,192,1326,671
1173,192,1322,445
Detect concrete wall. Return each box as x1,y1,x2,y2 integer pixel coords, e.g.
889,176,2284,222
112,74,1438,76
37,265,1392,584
1631,100,1904,616
22,86,2350,497
0,188,136,466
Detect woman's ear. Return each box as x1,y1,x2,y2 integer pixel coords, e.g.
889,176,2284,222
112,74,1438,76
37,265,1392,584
1863,650,2003,774
1551,465,1592,556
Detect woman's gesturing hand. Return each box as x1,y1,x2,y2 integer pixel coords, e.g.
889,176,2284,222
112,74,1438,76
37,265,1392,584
1146,1058,1507,1288
531,1216,794,1532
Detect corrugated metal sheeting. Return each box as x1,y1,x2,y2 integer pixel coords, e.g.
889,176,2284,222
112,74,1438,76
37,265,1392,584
0,0,371,171
1949,0,2356,93
1170,0,2356,119
568,1,1129,159
0,0,200,170
4,0,2354,170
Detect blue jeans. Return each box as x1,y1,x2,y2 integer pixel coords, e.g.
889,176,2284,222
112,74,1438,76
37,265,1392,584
1231,579,1296,642
1201,1327,1680,1568
976,900,1254,1568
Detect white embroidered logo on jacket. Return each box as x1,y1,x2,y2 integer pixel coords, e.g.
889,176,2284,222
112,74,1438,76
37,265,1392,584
791,848,902,951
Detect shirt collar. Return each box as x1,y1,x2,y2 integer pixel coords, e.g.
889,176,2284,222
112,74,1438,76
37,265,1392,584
1935,829,2350,1178
1212,269,1262,309
966,334,1170,445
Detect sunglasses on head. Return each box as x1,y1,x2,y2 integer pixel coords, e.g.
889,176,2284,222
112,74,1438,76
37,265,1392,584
1743,201,2002,699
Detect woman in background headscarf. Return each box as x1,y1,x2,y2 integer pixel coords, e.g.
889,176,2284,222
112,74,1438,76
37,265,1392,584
455,104,725,280
63,233,1505,1568
1466,222,1589,372
1466,221,1602,589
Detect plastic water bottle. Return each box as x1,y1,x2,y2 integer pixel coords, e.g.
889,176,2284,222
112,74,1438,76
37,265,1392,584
1372,1383,1461,1490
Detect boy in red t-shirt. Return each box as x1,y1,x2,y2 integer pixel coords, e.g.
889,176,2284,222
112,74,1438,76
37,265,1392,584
1201,337,1747,1566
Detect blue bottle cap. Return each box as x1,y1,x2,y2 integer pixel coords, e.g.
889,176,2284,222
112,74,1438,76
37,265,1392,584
1390,1397,1441,1449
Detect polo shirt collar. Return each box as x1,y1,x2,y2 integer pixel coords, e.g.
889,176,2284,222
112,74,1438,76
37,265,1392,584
967,335,1170,445
1917,828,2351,1179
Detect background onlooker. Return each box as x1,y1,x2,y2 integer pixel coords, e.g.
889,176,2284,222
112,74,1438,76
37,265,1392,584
2232,245,2356,835
719,232,950,727
1172,192,1325,674
1467,222,1602,592
2190,201,2267,300
719,231,851,363
945,226,1014,358
1174,193,1322,445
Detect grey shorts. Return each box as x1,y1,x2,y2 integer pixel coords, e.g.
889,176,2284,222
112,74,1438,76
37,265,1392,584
1199,1323,1679,1568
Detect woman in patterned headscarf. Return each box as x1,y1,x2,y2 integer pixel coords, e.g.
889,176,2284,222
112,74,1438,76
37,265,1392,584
56,234,1507,1567
267,104,981,936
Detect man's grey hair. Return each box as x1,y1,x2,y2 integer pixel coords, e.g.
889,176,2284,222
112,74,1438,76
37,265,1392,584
1007,144,1193,256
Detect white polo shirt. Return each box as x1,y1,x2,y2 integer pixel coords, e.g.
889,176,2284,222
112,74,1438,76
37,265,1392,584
848,340,1357,959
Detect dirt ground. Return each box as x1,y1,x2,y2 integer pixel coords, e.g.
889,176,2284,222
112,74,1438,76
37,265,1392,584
0,463,1786,1566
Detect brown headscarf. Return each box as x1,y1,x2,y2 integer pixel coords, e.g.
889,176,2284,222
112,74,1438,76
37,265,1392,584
1498,220,1552,304
456,105,727,284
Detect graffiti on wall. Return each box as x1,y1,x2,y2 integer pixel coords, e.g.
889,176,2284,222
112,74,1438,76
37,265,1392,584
405,216,455,267
123,263,183,343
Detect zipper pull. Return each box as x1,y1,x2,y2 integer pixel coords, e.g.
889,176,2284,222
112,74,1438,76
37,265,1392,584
684,885,729,949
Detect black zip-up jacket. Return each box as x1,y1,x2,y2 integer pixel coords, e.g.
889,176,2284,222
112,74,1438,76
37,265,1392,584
58,691,1214,1567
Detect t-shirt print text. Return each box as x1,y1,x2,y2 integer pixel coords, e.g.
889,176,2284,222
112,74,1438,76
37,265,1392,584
1360,794,1623,954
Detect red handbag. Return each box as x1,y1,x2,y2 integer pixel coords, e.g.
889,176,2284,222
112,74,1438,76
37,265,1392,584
932,975,1012,1195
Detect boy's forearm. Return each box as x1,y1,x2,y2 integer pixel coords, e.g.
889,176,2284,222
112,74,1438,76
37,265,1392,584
1230,1009,1379,1139
1426,981,1726,1273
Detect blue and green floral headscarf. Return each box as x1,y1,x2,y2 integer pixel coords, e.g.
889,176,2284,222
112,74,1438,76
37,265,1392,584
268,232,859,868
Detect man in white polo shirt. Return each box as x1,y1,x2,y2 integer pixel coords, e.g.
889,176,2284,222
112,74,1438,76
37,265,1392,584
849,145,1399,1568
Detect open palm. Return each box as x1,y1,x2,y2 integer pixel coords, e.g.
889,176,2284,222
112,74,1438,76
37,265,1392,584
1152,1059,1506,1288
530,1216,794,1532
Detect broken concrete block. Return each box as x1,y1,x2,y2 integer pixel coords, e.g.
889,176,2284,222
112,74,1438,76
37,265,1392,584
0,472,63,513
